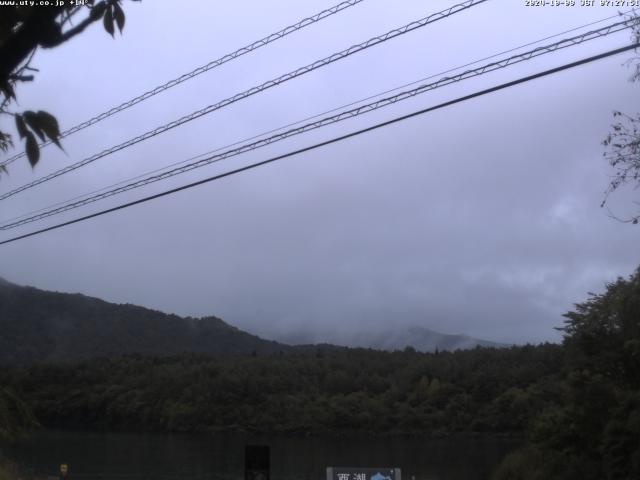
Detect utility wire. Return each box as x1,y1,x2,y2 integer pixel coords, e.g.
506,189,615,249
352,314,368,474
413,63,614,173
1,42,637,247
1,18,635,231
0,0,488,201
0,0,365,169
2,11,628,227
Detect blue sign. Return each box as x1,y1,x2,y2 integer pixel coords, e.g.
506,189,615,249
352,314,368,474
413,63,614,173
327,467,401,480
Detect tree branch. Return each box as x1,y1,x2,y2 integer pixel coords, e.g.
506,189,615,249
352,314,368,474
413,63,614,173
0,2,108,85
8,74,34,82
47,2,107,47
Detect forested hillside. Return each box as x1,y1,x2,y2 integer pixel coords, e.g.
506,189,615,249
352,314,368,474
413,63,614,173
0,279,288,363
0,278,506,361
1,267,638,479
0,344,563,435
494,267,640,479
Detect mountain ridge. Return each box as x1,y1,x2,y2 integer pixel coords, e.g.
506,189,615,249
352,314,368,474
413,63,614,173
0,278,290,364
0,277,506,364
276,325,507,353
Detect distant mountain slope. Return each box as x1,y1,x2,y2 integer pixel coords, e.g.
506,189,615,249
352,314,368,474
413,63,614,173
278,325,507,352
0,278,289,364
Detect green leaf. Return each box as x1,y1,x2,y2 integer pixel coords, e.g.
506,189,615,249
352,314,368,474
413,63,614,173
35,111,62,148
103,6,115,37
25,132,39,167
15,115,28,139
113,2,125,33
22,111,45,141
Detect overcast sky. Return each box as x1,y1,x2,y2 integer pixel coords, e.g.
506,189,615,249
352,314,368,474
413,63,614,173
0,0,639,344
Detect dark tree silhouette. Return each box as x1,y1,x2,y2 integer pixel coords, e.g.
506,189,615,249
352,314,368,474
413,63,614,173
494,266,640,480
0,0,136,170
601,15,640,224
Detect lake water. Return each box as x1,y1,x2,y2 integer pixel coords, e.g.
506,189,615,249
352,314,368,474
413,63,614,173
3,430,520,480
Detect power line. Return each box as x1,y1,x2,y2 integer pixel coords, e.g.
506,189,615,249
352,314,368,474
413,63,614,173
0,0,366,169
1,18,635,231
1,42,637,247
0,0,488,202
1,18,633,228
2,11,628,227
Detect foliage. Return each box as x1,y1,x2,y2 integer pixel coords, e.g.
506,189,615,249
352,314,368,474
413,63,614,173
0,455,41,480
2,270,639,477
0,344,564,437
0,0,135,170
0,458,23,480
602,111,640,224
0,279,289,363
493,267,640,479
0,387,38,442
601,14,640,224
559,266,640,386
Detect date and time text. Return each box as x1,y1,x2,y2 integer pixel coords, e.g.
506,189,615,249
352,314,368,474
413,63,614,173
525,0,639,6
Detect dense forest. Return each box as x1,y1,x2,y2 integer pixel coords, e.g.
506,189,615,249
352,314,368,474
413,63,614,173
0,344,563,436
493,267,640,479
0,267,638,479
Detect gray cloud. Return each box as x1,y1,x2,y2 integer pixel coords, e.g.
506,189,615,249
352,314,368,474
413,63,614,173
1,0,638,345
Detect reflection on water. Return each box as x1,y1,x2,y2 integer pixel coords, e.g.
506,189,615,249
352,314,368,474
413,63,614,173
3,430,520,480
